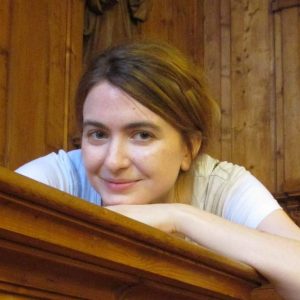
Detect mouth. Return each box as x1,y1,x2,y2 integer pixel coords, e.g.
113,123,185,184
101,178,140,192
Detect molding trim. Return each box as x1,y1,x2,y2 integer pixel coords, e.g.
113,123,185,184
272,0,300,12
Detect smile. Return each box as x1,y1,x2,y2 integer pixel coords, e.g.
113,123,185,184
102,178,140,192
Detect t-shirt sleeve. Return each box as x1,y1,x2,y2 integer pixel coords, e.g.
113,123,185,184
222,171,282,229
15,150,78,195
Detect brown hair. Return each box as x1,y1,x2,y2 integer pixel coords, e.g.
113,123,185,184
76,41,220,158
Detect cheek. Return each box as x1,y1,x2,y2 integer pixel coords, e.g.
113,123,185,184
81,143,103,174
135,145,184,177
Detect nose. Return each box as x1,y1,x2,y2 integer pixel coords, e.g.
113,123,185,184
104,138,130,173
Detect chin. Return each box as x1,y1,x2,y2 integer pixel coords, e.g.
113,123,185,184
101,197,140,206
102,196,153,206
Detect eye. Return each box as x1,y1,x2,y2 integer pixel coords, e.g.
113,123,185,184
89,130,107,140
132,131,154,142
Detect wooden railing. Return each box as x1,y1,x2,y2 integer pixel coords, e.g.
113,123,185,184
0,166,265,299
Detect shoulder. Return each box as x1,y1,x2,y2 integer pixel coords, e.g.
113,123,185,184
16,149,100,204
16,149,80,172
194,154,248,181
15,149,81,192
192,154,249,207
192,154,281,228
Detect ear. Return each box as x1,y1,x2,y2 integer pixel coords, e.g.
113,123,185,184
180,131,202,171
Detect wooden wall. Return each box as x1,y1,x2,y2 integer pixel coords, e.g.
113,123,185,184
1,0,300,199
201,0,276,190
197,0,298,198
201,0,300,198
83,0,204,67
0,0,83,170
274,1,300,195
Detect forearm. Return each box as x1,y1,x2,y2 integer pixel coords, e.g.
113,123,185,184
107,203,300,299
173,204,300,300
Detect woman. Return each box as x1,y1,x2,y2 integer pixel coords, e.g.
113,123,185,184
16,41,300,299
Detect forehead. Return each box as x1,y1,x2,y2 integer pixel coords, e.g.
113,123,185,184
83,81,161,124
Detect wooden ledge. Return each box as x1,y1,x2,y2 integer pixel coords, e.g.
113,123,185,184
0,166,264,299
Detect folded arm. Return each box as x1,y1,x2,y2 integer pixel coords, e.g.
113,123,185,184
108,204,300,300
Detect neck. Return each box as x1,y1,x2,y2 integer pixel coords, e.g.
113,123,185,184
172,169,194,204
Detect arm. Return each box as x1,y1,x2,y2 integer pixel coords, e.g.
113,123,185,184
175,205,300,300
108,203,300,300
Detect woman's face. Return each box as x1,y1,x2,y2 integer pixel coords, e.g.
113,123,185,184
81,81,192,206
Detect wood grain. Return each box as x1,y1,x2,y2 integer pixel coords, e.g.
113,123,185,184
274,11,284,194
0,0,10,166
280,7,300,193
67,0,84,150
230,0,275,191
220,0,232,162
0,0,83,170
203,0,222,158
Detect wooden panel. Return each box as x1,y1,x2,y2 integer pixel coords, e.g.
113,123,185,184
168,0,204,68
272,0,300,12
6,0,66,169
0,166,265,299
133,0,204,68
0,1,10,166
230,0,275,191
203,0,222,158
274,11,284,194
278,195,300,227
280,7,300,193
0,0,83,170
200,0,300,196
220,0,232,161
132,1,174,43
7,0,51,169
46,0,69,150
67,0,84,149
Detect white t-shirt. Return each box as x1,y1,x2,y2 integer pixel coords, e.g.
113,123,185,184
16,149,281,229
192,154,281,228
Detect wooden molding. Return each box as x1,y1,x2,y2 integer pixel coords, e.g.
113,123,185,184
271,0,300,12
0,166,264,299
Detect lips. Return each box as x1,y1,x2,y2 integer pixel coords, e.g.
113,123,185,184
101,178,140,192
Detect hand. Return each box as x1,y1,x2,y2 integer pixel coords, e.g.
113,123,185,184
106,203,179,234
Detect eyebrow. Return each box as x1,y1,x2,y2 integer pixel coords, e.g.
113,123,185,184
83,120,161,132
